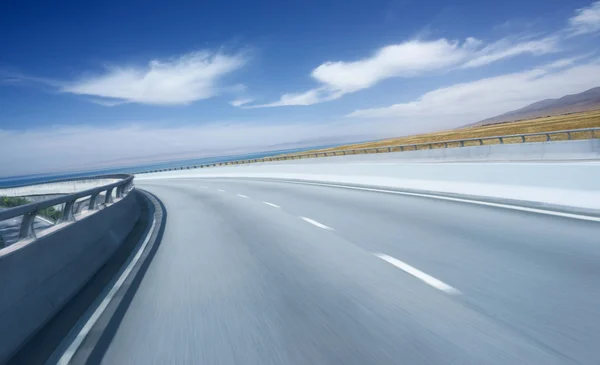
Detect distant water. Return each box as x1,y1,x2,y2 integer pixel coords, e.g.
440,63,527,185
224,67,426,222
0,144,341,188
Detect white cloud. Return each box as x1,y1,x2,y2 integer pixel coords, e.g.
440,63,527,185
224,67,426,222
247,87,345,108
462,37,558,68
310,38,480,93
251,38,481,107
229,98,254,107
347,60,600,124
247,1,600,109
61,50,247,105
568,1,600,35
250,35,562,108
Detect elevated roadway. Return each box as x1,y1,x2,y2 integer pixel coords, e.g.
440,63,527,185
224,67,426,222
87,177,600,364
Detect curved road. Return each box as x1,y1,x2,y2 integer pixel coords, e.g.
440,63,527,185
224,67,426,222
95,178,600,364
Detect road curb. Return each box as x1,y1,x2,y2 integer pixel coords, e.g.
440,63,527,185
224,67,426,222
45,190,167,365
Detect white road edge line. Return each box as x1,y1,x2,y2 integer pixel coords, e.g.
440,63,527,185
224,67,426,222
36,215,55,225
300,216,334,230
262,201,280,208
56,217,157,365
374,253,459,295
273,180,600,223
217,189,225,192
237,194,249,198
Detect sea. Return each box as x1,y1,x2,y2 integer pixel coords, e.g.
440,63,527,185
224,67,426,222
0,144,341,188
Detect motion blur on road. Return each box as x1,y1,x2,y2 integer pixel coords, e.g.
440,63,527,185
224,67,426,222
86,178,600,365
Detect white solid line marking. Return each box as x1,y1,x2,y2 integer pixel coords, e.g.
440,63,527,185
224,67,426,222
374,253,459,294
237,194,249,198
262,201,280,208
300,217,334,230
217,189,225,192
57,218,157,365
271,180,600,223
36,215,55,225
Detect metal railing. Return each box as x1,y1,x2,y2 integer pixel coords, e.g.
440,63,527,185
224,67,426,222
139,127,599,173
0,174,134,245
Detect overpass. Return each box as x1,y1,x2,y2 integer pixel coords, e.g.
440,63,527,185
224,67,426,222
1,138,600,364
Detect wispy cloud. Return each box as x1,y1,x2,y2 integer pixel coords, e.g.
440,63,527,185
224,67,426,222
347,59,600,122
229,97,254,107
461,37,558,68
250,38,482,107
247,2,600,109
568,1,600,35
250,35,561,108
246,87,346,108
311,38,480,92
61,50,248,105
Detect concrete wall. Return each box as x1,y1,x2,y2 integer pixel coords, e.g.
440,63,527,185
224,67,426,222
0,191,140,363
0,179,120,197
137,144,600,211
271,139,600,164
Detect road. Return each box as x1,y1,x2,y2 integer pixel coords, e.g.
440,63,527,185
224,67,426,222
94,178,600,364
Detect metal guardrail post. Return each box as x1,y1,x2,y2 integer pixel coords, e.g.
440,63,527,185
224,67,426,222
479,139,483,146
567,132,571,140
499,137,504,144
105,188,114,204
88,193,99,210
546,134,551,142
521,136,526,142
61,200,75,222
18,210,37,240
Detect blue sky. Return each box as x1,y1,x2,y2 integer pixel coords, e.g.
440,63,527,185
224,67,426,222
1,0,600,176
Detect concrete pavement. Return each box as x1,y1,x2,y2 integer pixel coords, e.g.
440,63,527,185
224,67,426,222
92,178,600,364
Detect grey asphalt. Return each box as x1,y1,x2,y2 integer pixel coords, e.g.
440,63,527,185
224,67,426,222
96,178,600,364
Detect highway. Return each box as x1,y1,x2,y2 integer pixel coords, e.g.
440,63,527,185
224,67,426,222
94,178,600,364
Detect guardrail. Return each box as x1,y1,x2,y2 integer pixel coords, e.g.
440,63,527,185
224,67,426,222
0,174,134,245
0,173,128,189
139,127,600,173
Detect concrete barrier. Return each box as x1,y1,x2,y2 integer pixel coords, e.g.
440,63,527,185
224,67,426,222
137,142,600,211
362,138,600,162
268,139,600,164
0,191,140,363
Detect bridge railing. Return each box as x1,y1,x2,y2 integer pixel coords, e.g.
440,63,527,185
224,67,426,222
0,174,134,247
139,127,600,173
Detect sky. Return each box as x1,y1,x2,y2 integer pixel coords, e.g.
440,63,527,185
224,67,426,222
1,0,600,176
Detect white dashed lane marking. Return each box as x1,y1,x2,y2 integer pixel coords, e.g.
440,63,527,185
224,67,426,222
374,253,460,294
300,217,334,231
262,201,280,208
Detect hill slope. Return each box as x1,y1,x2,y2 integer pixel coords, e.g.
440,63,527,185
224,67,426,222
468,86,600,127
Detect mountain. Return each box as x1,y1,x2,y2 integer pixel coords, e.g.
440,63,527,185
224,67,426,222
466,87,600,127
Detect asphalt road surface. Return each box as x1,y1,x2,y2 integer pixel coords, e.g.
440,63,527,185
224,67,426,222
94,178,600,364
